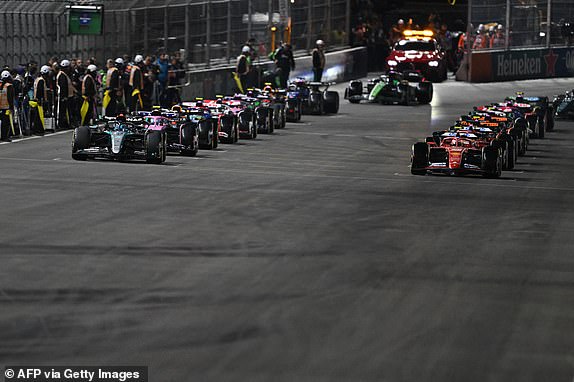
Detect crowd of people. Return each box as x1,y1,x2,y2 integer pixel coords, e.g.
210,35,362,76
0,52,186,142
234,38,327,95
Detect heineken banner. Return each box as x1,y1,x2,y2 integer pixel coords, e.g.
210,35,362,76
470,47,574,82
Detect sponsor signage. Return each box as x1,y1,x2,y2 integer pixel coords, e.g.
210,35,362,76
469,47,574,82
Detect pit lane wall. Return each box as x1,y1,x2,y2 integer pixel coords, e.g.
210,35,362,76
466,47,574,82
181,47,367,100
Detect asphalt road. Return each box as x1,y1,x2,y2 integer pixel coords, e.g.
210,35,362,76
1,77,574,382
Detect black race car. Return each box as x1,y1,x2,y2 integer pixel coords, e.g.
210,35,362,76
553,89,574,119
345,70,433,105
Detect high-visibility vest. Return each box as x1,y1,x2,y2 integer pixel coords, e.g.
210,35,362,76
106,67,118,90
0,82,12,110
82,74,96,97
56,71,75,98
33,76,48,101
129,65,143,89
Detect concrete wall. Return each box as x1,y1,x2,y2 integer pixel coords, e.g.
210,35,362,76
181,47,367,99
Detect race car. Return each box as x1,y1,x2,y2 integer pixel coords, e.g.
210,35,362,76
345,70,433,105
474,105,530,155
386,29,448,82
203,99,240,144
138,111,199,156
223,97,257,139
285,83,303,122
181,101,219,149
288,78,339,115
553,89,574,119
432,121,516,170
71,116,166,164
411,132,503,177
504,92,554,137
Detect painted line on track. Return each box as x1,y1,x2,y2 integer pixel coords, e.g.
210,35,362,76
0,130,72,145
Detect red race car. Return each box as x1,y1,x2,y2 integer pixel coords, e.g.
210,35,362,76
386,30,448,82
411,132,503,178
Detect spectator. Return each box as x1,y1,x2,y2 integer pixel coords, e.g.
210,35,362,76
490,24,506,48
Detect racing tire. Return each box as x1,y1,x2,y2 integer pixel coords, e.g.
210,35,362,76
181,126,198,156
269,113,275,134
212,122,219,149
181,124,196,146
145,131,165,164
324,91,340,114
399,84,411,106
538,113,545,139
546,108,555,131
503,134,517,170
411,142,429,175
416,82,433,104
72,126,90,160
490,139,507,169
482,146,502,178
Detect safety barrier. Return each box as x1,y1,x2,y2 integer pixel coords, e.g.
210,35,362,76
459,46,574,82
181,46,367,99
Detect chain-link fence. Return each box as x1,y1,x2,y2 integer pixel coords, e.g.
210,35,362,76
0,0,351,68
469,0,574,51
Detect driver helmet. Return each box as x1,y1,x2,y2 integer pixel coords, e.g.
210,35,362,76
116,114,126,122
388,70,401,82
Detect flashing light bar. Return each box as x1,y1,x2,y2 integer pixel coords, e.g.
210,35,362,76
403,29,434,37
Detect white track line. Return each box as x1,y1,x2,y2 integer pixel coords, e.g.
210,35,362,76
0,130,72,145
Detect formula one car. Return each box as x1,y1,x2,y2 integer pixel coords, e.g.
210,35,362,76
345,70,433,105
504,92,554,137
474,105,530,155
553,89,574,119
387,29,448,82
71,116,166,164
433,121,516,170
203,99,239,144
181,102,219,149
242,88,284,134
285,83,303,122
138,111,199,156
288,78,339,115
223,97,257,139
411,132,503,177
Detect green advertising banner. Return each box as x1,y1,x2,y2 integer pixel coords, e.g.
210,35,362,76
68,6,103,35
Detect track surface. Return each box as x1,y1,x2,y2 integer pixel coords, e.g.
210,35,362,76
1,77,574,382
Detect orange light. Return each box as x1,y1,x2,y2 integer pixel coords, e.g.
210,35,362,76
403,29,434,38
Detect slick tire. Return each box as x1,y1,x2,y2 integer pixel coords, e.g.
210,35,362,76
482,146,502,178
324,91,340,114
416,82,433,104
72,126,90,160
145,131,165,164
411,142,429,175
